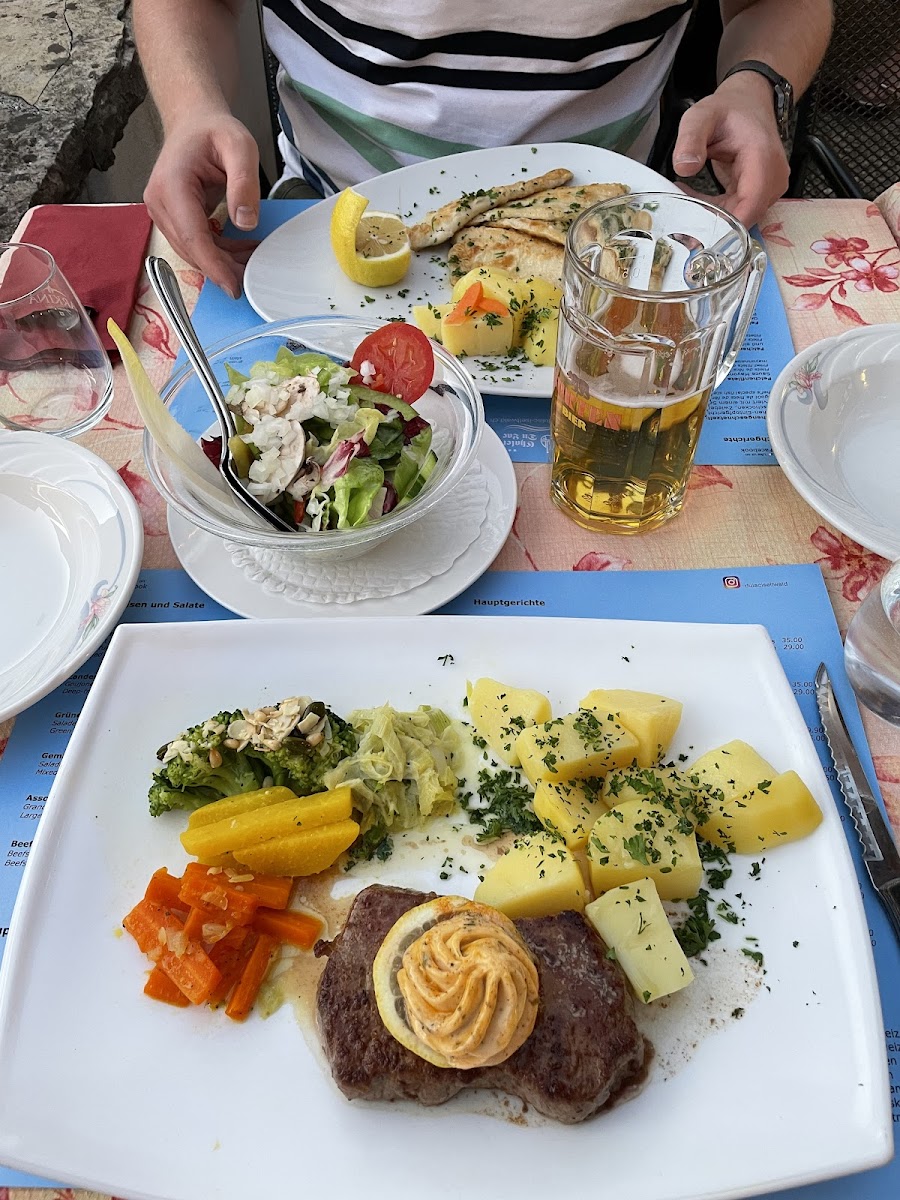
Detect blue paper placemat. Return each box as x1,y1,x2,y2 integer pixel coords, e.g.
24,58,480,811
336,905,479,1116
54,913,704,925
1,565,895,1193
180,200,794,466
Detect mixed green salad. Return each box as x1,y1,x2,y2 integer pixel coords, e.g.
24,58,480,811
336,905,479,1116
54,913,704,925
202,327,438,532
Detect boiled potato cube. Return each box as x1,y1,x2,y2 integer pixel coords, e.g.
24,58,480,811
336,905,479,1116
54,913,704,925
579,689,683,768
689,739,775,799
587,799,702,900
474,833,588,918
181,785,353,859
440,308,514,357
411,303,451,342
533,778,607,849
232,818,360,876
697,769,824,854
466,677,551,766
451,266,528,340
586,880,694,1003
515,710,639,787
602,765,711,828
186,786,296,829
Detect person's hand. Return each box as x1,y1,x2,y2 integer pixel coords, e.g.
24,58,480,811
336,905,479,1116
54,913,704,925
144,110,260,298
671,72,790,228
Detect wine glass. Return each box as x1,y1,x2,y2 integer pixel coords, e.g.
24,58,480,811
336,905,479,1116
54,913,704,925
0,242,113,436
845,561,900,725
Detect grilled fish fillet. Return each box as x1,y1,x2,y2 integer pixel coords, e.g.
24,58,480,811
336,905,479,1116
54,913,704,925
482,218,569,246
449,226,565,289
407,168,573,250
470,182,628,226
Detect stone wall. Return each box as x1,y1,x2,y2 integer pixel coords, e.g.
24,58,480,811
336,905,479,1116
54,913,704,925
0,0,146,238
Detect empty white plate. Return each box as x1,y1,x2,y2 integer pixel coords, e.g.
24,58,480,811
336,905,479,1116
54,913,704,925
0,432,143,721
767,324,900,560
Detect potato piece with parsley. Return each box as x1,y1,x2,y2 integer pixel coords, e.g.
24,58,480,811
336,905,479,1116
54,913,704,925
586,879,694,1003
451,267,529,341
474,833,588,918
440,307,514,357
587,798,702,900
690,739,823,853
579,689,682,768
602,765,711,829
515,710,639,787
411,303,451,342
466,677,551,767
533,778,608,849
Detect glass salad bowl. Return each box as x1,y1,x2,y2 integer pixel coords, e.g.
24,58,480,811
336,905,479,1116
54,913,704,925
145,316,484,561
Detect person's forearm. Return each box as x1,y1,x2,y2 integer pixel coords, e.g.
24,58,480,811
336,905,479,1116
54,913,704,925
718,0,833,95
133,0,245,130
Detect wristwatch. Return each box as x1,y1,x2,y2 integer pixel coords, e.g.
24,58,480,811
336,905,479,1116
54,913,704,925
721,60,795,142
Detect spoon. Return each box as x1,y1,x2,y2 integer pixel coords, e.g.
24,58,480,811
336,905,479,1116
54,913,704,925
145,256,294,533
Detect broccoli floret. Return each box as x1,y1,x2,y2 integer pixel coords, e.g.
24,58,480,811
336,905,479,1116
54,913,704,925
148,706,357,817
248,711,357,795
148,710,264,816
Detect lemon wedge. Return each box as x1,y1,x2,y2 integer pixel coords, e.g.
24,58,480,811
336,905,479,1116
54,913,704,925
330,187,411,287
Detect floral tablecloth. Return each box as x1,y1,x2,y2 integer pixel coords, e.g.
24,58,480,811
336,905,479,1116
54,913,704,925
2,183,900,1200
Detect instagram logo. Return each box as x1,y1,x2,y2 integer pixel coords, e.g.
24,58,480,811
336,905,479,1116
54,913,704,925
723,576,741,589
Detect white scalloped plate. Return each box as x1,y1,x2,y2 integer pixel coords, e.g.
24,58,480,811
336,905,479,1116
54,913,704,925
168,425,515,616
0,432,142,721
767,324,900,560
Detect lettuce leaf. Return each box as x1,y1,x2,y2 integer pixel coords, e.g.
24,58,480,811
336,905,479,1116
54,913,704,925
332,458,385,528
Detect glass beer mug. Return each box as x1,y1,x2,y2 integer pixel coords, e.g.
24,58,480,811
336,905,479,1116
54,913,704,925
551,193,766,533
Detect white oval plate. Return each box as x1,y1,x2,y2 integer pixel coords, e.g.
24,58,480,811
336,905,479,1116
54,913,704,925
168,425,516,617
0,432,143,722
767,324,900,560
244,142,678,399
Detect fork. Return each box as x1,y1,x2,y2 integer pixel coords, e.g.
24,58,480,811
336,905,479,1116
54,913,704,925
145,256,294,533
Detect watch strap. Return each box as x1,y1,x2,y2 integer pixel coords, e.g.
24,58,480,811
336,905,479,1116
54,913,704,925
722,59,794,140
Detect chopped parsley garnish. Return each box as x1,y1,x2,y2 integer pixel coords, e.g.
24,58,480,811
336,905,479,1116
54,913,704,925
674,889,721,957
467,768,543,843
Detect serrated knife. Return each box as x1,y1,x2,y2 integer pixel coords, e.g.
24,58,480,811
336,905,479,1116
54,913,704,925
815,663,900,944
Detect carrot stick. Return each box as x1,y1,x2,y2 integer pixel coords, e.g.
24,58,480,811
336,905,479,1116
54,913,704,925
225,933,279,1022
240,873,293,910
477,297,510,317
123,898,221,1005
252,907,323,951
208,927,253,1007
445,282,483,324
178,862,259,926
144,868,186,911
144,966,190,1007
183,906,208,941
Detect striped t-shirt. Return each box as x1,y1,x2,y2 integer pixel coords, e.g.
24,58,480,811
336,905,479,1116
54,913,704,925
261,0,692,194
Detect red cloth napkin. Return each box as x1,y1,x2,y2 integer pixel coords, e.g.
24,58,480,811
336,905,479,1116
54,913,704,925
15,203,153,357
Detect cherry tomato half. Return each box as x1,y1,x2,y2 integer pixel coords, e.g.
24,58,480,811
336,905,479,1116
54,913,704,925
350,323,435,405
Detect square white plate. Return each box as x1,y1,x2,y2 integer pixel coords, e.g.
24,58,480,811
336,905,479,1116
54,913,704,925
0,617,890,1200
242,142,679,398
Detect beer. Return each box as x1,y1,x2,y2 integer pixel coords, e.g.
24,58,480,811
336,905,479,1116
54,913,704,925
551,191,765,535
550,370,711,534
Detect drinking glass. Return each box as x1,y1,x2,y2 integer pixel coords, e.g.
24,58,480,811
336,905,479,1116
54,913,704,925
0,242,113,436
844,561,900,725
551,193,766,533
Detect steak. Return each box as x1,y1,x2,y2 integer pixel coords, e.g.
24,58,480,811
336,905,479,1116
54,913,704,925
315,884,648,1123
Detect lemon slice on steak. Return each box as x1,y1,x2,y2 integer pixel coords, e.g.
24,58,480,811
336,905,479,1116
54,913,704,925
330,188,411,287
372,895,540,1070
